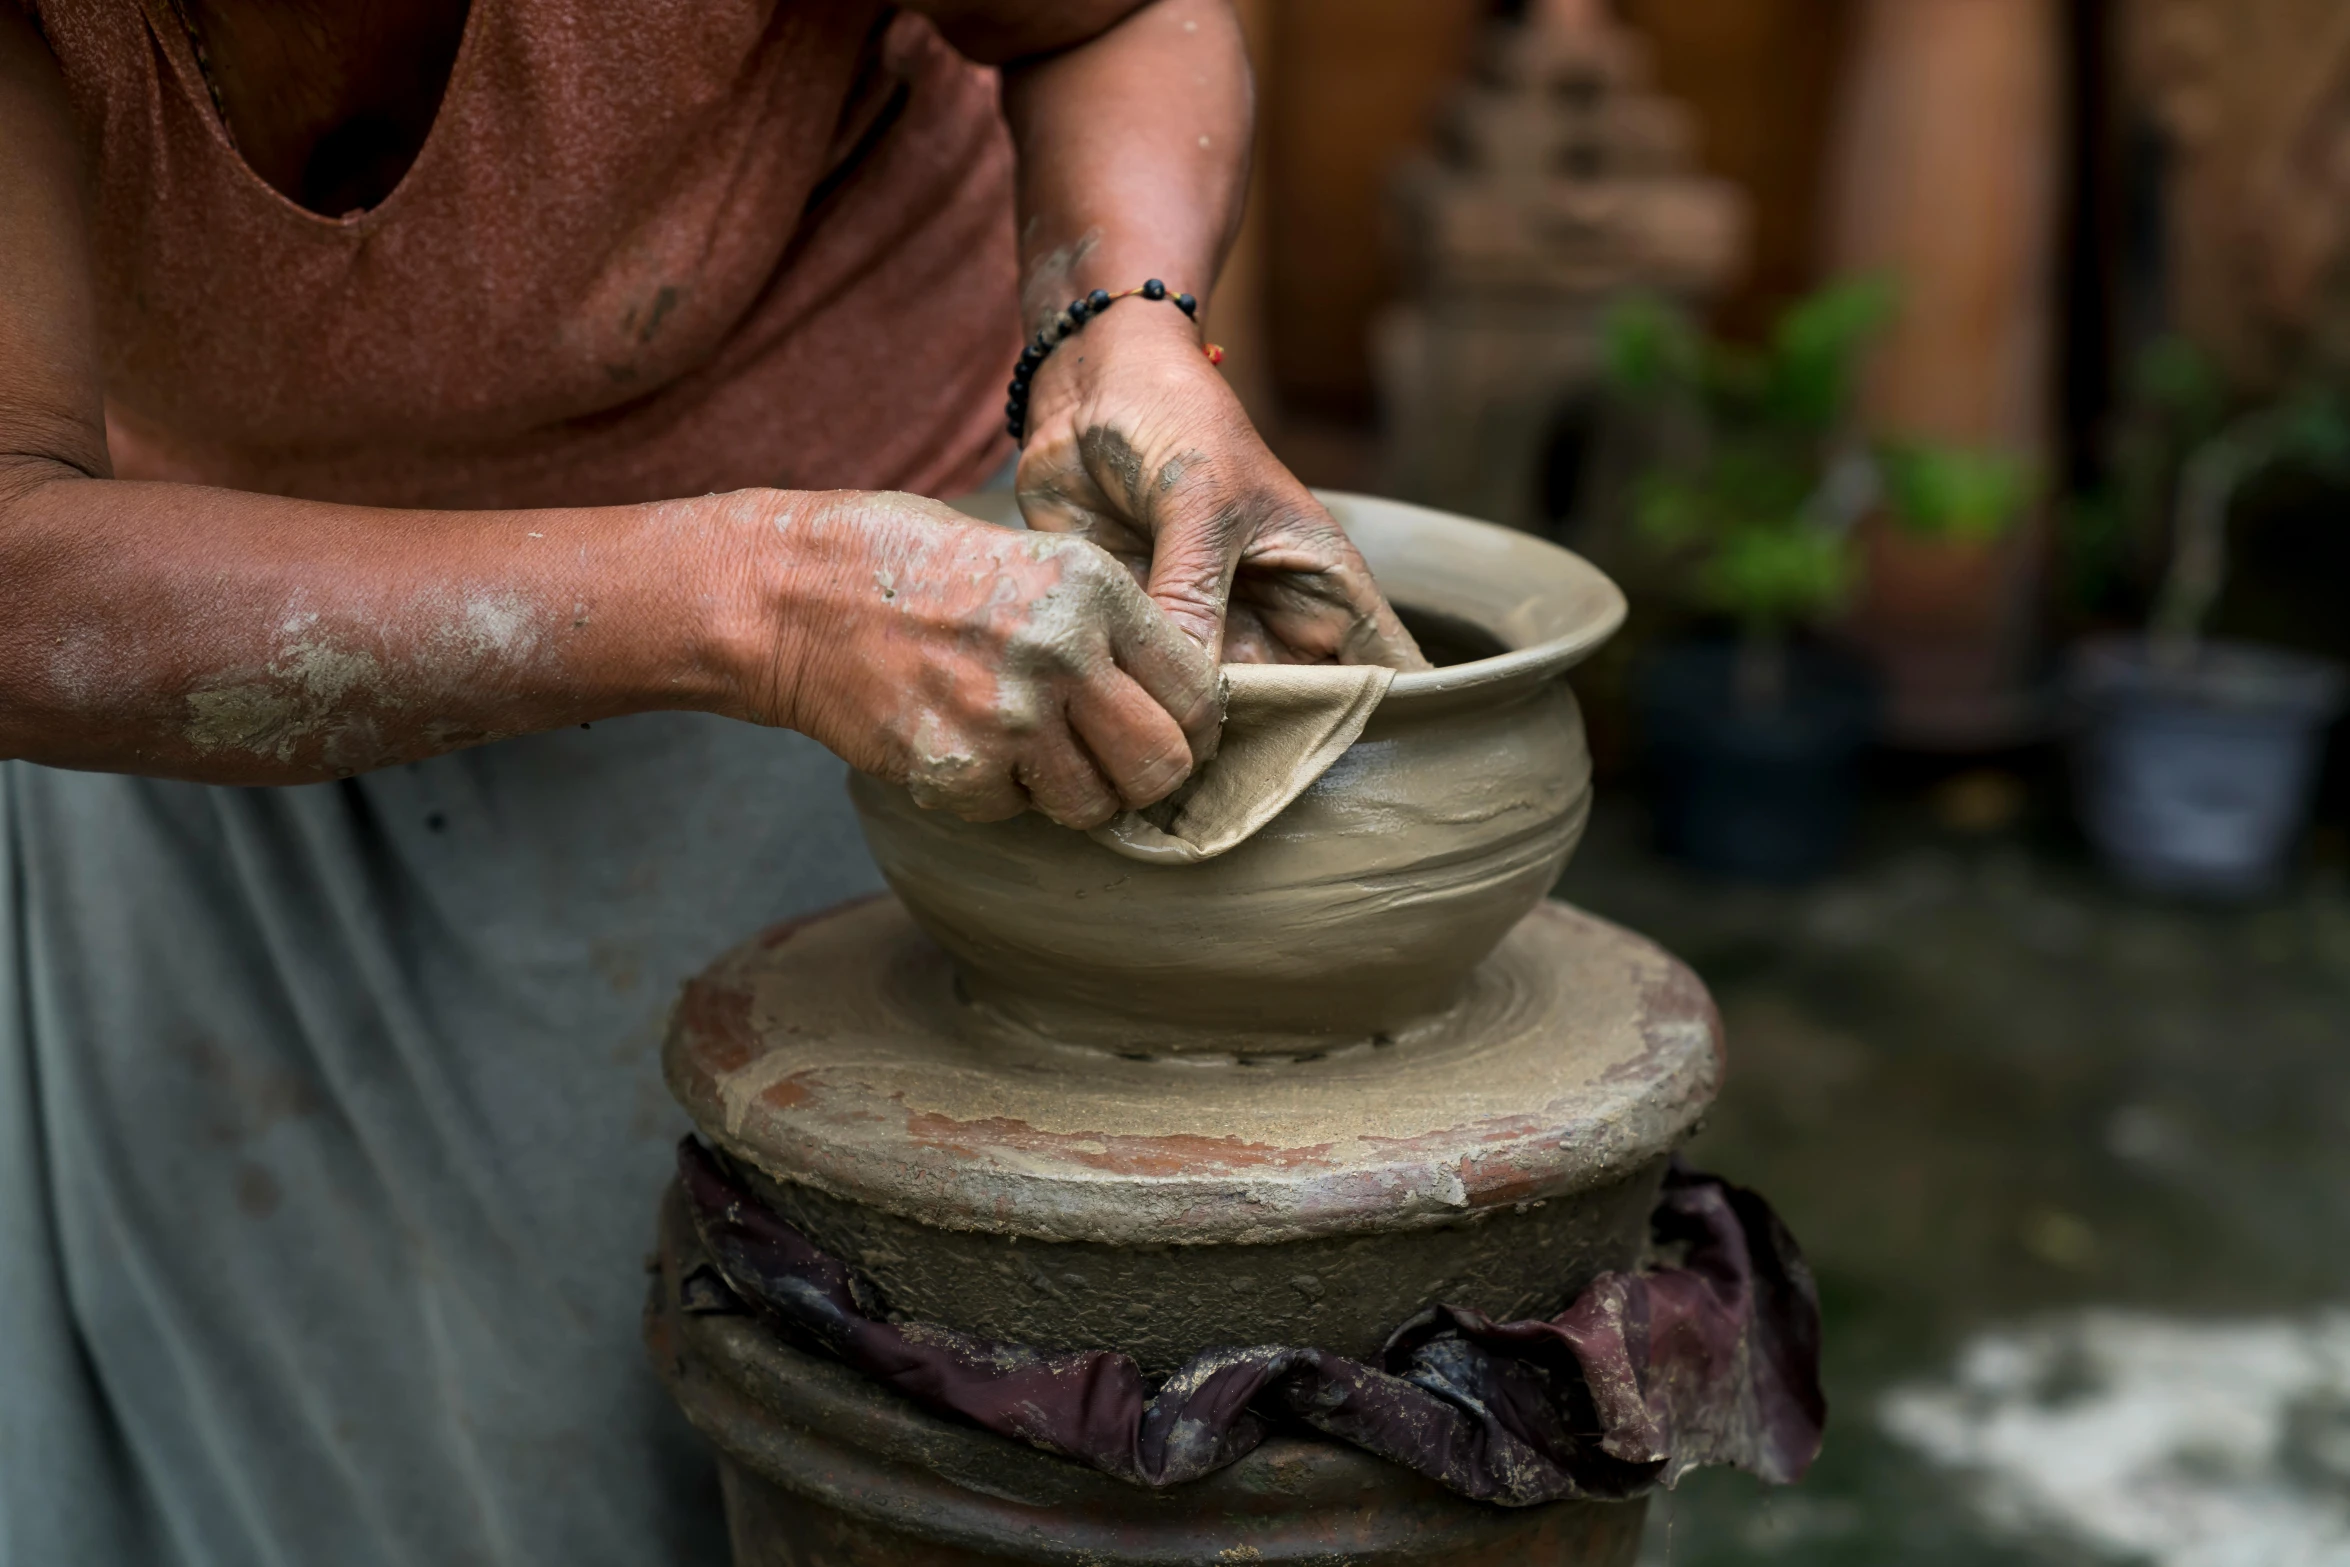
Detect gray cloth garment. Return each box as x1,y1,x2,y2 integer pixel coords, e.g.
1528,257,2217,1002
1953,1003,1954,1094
0,715,884,1566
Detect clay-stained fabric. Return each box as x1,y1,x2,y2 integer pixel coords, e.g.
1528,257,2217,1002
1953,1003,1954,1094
1090,663,1396,863
677,1138,1826,1505
24,0,1018,506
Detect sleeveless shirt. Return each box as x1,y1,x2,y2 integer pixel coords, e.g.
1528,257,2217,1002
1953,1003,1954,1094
3,5,1017,1564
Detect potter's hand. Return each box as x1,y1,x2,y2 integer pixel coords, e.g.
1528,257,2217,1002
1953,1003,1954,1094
1015,306,1429,670
747,491,1221,829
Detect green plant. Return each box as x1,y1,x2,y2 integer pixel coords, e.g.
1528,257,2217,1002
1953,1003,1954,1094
1602,279,2034,710
1878,444,2034,544
2110,339,2350,669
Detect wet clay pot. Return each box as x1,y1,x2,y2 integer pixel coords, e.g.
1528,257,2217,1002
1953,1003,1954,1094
853,491,1629,1057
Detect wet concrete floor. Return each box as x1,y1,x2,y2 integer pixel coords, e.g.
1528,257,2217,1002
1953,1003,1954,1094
1555,790,2350,1566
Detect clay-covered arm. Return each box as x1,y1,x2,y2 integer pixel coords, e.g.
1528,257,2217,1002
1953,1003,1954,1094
911,0,1427,669
0,9,1214,823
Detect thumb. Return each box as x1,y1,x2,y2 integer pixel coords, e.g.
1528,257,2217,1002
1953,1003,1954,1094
1138,472,1246,661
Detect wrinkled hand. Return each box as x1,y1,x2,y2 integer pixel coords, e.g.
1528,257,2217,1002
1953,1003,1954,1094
1015,305,1429,669
746,491,1221,828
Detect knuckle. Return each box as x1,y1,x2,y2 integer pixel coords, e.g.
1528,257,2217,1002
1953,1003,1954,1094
1145,592,1223,654
1044,535,1123,589
1153,579,1223,621
1022,529,1089,562
901,728,1020,821
1000,622,1092,681
1119,756,1191,810
1054,795,1120,831
1017,762,1116,831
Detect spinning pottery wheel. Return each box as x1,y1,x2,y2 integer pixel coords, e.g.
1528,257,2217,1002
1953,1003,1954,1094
647,496,1806,1565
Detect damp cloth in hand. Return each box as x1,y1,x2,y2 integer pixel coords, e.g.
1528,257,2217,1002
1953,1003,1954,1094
1089,662,1395,864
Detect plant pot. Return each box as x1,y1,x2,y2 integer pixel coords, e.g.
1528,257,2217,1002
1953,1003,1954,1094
1638,641,1879,882
2068,636,2346,898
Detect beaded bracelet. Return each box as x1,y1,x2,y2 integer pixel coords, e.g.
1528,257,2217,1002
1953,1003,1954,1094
1005,279,1226,443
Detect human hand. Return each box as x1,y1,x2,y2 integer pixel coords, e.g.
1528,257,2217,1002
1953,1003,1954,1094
1014,303,1429,670
734,491,1222,828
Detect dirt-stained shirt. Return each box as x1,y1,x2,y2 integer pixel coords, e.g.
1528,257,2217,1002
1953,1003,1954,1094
23,0,1017,506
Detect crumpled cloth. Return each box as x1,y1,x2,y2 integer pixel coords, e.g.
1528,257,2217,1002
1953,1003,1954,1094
1089,663,1395,864
675,1138,1824,1506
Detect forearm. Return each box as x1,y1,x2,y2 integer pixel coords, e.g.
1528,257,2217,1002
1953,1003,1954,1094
999,0,1252,323
980,2,1421,670
0,464,767,783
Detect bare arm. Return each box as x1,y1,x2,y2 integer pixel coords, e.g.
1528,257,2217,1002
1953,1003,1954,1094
910,0,1423,667
911,0,1248,329
0,8,1213,823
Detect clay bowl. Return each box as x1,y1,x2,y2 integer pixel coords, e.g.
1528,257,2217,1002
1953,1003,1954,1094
849,491,1627,1057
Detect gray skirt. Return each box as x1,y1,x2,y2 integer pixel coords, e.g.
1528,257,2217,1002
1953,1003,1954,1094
0,715,882,1566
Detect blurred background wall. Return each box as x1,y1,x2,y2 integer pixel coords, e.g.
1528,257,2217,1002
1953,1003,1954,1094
1181,13,2350,1557
1198,0,2350,885
1209,0,2348,693
1215,0,1857,435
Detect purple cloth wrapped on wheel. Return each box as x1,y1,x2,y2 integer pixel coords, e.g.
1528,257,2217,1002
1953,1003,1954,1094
677,1137,1824,1506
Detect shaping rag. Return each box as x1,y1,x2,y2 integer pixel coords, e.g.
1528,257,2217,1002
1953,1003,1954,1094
1090,663,1396,864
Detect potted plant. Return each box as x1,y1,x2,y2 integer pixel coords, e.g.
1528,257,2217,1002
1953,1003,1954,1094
1602,281,2033,881
2069,342,2350,897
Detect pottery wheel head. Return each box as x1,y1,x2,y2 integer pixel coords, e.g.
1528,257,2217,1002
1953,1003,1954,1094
664,897,1721,1249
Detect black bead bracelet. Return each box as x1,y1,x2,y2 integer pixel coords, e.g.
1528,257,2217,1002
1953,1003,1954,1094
1005,279,1223,443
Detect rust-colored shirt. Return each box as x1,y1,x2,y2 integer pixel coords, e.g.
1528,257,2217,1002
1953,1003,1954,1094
26,0,1018,507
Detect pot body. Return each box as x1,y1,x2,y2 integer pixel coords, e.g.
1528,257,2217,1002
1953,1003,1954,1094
850,678,1590,1054
1639,642,1878,883
852,492,1626,1057
2070,637,2346,897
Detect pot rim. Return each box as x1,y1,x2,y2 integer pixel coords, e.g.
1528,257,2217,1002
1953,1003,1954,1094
1313,491,1629,709
953,486,1629,708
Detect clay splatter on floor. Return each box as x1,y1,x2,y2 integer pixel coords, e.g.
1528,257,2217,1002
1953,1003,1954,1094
1883,1312,2350,1567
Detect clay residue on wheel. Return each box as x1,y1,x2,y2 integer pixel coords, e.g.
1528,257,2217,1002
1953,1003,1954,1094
663,899,1721,1247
